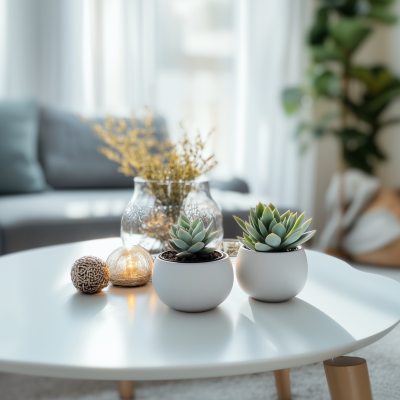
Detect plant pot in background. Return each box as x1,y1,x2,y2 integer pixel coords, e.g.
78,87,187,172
121,177,223,254
152,251,233,312
236,245,308,302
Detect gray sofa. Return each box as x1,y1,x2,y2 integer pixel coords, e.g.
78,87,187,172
0,106,258,255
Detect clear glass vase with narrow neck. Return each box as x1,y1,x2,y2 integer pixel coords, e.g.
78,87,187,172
121,177,224,255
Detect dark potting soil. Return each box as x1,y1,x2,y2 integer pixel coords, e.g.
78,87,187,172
160,250,224,263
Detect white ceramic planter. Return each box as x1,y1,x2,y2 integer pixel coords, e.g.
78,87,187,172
152,252,234,312
236,246,308,302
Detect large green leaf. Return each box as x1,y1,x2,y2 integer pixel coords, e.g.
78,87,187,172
282,87,304,115
329,17,371,53
311,45,344,62
349,66,396,95
314,71,341,97
308,8,329,45
368,5,398,24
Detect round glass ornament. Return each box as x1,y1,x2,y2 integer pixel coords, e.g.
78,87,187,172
107,245,154,287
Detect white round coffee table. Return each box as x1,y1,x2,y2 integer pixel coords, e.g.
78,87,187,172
0,238,399,399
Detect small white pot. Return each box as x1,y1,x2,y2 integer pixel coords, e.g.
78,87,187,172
236,245,308,302
152,252,234,312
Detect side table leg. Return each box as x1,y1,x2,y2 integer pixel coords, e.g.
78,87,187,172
118,380,134,399
323,356,373,400
274,369,291,400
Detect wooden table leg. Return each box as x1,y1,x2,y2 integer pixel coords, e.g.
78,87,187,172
323,356,373,400
274,369,291,400
118,380,134,399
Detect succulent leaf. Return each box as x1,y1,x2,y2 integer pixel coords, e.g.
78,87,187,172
265,233,282,248
301,218,312,233
192,221,204,237
243,238,256,251
284,230,316,250
287,213,296,232
250,208,261,233
289,212,305,235
188,242,205,253
171,225,178,235
269,218,278,232
256,202,265,218
205,222,214,238
258,219,269,237
168,240,181,252
281,228,303,247
198,247,216,255
234,216,248,233
255,242,273,251
204,231,218,246
272,223,286,239
191,218,200,229
192,230,206,243
261,206,274,227
268,203,276,211
177,251,193,258
243,233,255,245
178,229,192,245
280,210,291,222
173,238,190,250
245,222,264,243
181,215,191,224
179,219,191,230
273,208,281,223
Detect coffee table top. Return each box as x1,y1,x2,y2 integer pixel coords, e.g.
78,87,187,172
0,238,399,381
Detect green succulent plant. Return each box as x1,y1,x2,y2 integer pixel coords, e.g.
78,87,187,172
168,214,219,259
234,203,316,252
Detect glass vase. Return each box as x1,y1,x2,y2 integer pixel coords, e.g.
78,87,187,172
121,177,224,254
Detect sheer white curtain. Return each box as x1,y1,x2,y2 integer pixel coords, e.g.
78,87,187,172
0,0,155,115
232,0,315,214
0,0,315,214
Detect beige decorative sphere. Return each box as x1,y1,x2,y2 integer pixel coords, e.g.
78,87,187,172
107,245,153,287
71,256,110,294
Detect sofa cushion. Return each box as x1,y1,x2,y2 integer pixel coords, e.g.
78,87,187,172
38,108,167,189
0,189,133,255
0,188,269,255
0,99,47,194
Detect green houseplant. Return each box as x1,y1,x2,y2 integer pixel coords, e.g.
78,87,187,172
282,0,400,174
234,203,316,303
152,213,233,312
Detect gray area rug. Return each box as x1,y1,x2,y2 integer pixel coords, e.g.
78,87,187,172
1,324,400,400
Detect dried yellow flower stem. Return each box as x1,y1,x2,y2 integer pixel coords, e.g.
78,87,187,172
93,115,217,248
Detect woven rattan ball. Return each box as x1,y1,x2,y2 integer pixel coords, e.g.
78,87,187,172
71,256,110,294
